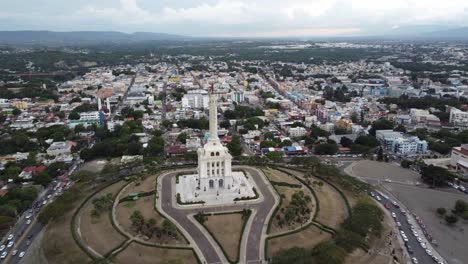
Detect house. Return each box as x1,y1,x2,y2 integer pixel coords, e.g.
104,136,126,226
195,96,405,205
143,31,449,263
18,166,46,180
165,145,188,156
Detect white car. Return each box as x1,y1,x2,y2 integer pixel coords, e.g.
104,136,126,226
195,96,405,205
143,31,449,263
7,234,13,240
0,245,5,251
19,251,25,258
42,200,48,205
25,214,31,219
426,249,433,256
412,257,419,264
26,219,32,225
396,221,402,227
12,250,18,256
376,196,382,201
417,237,422,242
1,252,7,259
391,212,397,218
420,242,427,249
7,241,13,248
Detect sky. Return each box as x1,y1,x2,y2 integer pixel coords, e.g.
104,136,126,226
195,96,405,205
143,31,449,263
1,0,468,37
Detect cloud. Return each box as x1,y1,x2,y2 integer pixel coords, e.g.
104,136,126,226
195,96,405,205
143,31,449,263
2,0,468,36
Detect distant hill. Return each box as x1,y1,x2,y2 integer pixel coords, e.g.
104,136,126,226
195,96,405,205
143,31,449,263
0,31,189,46
419,27,468,40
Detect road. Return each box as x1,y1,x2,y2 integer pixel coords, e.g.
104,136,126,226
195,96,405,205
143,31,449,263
110,75,135,119
0,160,80,264
373,193,441,264
159,167,278,264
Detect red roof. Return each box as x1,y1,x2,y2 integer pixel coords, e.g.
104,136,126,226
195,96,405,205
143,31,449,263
22,166,46,176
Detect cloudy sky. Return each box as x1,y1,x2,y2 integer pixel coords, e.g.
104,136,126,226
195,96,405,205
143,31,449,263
1,0,468,37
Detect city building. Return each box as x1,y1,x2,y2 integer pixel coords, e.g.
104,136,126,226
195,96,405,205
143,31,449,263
376,130,428,155
450,145,468,174
182,89,209,109
69,111,104,128
46,142,72,156
288,126,307,137
450,107,468,128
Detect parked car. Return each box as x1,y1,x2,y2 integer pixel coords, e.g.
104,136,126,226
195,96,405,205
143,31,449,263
1,252,7,259
411,257,418,264
7,234,13,240
12,250,18,256
0,245,5,251
19,251,25,258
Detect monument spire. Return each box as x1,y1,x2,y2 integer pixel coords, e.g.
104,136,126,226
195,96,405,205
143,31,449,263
209,82,218,140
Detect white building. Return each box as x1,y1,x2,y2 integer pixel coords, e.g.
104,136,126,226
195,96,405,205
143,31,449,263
69,111,104,128
182,89,209,109
46,142,72,156
450,107,468,128
450,145,468,174
288,127,307,137
376,130,428,155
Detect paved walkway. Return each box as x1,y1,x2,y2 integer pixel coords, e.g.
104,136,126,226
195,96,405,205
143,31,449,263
156,166,279,264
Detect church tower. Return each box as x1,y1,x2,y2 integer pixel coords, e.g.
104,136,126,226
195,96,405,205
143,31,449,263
197,83,233,192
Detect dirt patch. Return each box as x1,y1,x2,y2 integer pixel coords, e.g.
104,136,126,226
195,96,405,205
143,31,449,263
120,174,157,198
204,213,244,262
275,168,348,230
113,242,197,264
42,189,93,264
314,181,348,229
115,194,185,245
267,225,331,258
80,181,127,256
271,185,316,234
263,168,301,185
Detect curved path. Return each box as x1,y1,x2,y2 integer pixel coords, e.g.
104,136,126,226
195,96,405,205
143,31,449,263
157,166,279,264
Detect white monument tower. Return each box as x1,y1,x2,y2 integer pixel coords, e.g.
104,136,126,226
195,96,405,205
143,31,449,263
197,84,233,191
176,83,255,205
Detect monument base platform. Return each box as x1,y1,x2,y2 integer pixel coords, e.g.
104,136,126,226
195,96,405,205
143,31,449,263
176,171,256,206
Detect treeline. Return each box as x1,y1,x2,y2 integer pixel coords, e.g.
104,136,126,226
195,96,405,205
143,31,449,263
224,105,264,119
380,95,468,111
80,120,146,161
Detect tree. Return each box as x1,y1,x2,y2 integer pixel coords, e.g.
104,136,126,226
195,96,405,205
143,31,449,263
130,210,145,229
340,137,353,148
369,119,394,136
312,241,346,264
147,136,165,156
377,147,384,161
68,111,80,120
260,140,277,149
354,135,379,147
454,200,468,215
401,160,412,168
334,128,348,135
436,207,446,216
127,141,143,155
227,135,242,156
314,143,338,155
34,172,52,187
445,214,458,225
12,108,21,116
177,133,188,144
266,151,284,163
420,165,455,187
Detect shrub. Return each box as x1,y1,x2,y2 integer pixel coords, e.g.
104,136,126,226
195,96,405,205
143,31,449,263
436,207,447,216
445,214,458,225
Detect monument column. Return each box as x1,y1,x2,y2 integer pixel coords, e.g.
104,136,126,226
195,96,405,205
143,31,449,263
209,84,218,140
